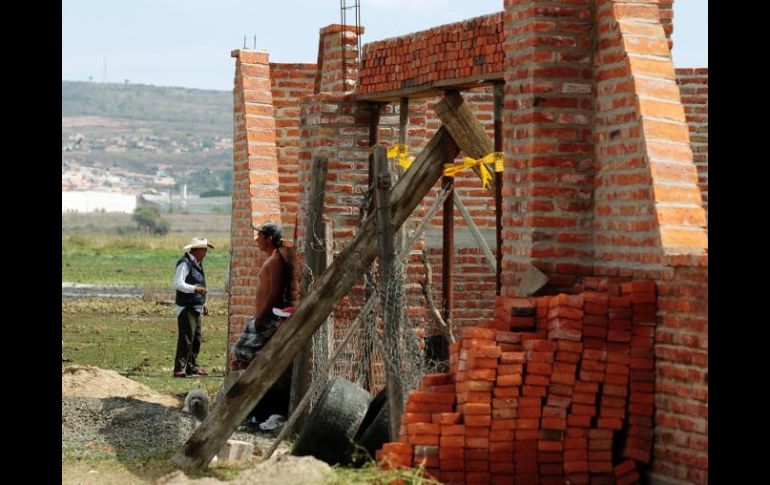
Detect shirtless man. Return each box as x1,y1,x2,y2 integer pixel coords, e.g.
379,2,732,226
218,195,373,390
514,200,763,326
252,221,288,327
230,221,289,368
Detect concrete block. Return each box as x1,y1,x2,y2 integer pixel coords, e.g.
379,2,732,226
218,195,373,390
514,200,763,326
517,264,549,296
216,439,254,463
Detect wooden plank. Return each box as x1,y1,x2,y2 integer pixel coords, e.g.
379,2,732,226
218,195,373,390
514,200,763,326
374,146,404,441
172,119,460,471
453,191,496,274
434,90,496,191
493,82,504,295
290,156,329,423
354,72,505,102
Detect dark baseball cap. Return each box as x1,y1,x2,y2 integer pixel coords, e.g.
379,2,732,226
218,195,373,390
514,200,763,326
252,220,283,246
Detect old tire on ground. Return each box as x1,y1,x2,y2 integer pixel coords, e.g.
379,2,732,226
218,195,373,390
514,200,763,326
353,386,387,443
347,386,389,466
291,376,370,465
351,401,389,466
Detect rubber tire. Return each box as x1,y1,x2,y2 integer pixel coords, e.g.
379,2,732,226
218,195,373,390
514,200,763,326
351,402,390,466
353,386,387,443
291,376,370,465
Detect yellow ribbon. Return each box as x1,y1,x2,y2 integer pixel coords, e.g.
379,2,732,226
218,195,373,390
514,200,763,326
493,152,504,173
442,152,503,188
386,143,414,169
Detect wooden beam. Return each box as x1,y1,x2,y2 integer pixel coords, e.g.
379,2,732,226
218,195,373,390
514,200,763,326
361,103,381,392
493,82,504,295
374,146,404,441
290,156,329,423
354,72,505,103
434,90,496,192
172,118,460,471
453,191,496,274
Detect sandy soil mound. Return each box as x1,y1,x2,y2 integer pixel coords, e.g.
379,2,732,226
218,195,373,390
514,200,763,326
62,365,182,408
158,455,333,485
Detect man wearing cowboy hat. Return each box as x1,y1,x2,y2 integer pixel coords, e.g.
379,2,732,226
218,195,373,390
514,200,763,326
172,236,214,378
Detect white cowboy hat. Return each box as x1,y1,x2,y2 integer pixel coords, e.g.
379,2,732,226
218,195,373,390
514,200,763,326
183,237,215,251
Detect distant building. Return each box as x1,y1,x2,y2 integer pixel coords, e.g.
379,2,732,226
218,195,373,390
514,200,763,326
61,191,138,213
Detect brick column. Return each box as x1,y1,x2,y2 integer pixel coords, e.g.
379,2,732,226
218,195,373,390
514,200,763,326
315,24,364,94
593,2,708,482
228,50,282,368
502,0,597,294
675,68,708,221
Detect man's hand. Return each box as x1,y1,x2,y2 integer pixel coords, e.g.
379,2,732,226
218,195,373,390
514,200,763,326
194,286,208,295
203,306,209,316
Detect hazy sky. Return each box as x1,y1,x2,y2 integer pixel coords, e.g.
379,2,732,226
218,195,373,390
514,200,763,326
62,0,708,91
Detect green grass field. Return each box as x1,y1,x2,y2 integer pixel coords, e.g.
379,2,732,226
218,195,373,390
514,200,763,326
62,297,229,396
62,232,231,288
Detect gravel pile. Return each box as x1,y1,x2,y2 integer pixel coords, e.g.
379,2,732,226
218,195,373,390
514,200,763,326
62,396,272,461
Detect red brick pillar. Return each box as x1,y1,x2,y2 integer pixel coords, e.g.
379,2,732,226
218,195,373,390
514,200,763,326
658,0,674,50
675,68,708,221
315,24,364,94
502,0,597,294
228,50,282,369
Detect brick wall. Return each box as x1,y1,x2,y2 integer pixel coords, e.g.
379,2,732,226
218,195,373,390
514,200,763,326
502,0,597,294
653,258,708,483
593,2,708,483
228,50,282,363
228,5,709,481
270,63,317,238
358,12,504,96
675,68,708,220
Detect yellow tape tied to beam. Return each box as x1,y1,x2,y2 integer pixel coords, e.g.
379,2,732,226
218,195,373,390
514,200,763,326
443,152,504,189
386,143,414,169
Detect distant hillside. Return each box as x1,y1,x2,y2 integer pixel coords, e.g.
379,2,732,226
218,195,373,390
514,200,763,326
62,81,232,127
62,81,234,195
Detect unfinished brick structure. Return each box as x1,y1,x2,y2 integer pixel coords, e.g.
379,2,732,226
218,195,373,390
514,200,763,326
227,0,707,483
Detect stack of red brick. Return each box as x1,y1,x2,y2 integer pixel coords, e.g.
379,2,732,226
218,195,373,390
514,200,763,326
358,12,504,96
377,279,657,484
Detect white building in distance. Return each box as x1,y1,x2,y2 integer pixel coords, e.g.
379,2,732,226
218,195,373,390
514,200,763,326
62,191,138,213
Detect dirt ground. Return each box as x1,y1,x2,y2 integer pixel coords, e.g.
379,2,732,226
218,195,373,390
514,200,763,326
63,365,183,407
62,366,332,485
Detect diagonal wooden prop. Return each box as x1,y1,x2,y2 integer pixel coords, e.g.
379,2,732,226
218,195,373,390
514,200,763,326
172,91,493,470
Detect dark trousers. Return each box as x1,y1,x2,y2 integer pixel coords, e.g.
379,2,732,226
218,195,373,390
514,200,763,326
174,308,202,373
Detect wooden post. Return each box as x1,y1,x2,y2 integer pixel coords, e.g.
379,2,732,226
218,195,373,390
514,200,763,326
361,103,381,392
442,174,454,328
374,145,404,441
493,82,504,295
434,93,496,192
172,99,464,471
433,91,496,169
397,97,409,254
290,156,329,424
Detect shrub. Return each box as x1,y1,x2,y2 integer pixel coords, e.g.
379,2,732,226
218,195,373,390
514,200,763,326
132,206,170,235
